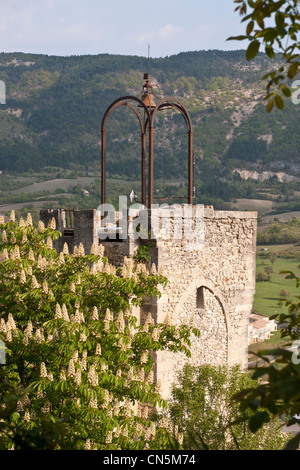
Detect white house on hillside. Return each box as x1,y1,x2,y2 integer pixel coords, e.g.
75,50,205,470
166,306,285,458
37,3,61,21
248,313,277,345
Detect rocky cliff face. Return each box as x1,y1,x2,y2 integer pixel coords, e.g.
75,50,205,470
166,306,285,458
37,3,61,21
234,169,300,182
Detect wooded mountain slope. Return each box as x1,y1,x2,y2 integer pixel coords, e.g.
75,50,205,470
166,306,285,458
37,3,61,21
0,50,299,202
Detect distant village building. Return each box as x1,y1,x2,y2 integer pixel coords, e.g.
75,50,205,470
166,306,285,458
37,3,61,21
248,313,277,345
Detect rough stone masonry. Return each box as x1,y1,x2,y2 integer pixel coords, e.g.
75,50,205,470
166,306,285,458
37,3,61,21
40,205,257,399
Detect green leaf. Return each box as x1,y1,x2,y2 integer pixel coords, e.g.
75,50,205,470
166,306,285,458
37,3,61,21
227,35,248,41
284,431,300,450
249,411,270,433
288,62,299,79
246,40,260,61
246,21,254,35
265,45,275,59
275,94,284,109
266,98,274,113
282,86,292,97
262,29,278,42
262,71,272,80
275,11,285,29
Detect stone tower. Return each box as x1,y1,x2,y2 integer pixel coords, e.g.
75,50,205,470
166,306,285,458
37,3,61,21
40,204,257,399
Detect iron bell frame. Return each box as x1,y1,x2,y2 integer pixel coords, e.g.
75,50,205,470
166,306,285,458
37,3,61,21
101,74,194,208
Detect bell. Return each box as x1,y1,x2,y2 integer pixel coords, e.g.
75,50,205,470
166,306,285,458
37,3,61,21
140,92,155,109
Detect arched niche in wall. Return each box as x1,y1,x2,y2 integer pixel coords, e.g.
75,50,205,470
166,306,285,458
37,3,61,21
172,278,230,369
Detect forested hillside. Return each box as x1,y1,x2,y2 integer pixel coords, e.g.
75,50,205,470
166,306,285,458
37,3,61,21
0,50,299,207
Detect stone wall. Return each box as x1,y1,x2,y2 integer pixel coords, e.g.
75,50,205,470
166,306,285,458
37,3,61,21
40,209,98,255
137,207,257,398
174,287,228,368
40,205,257,400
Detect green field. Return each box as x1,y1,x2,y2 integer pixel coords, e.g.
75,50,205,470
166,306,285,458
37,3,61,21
253,247,300,318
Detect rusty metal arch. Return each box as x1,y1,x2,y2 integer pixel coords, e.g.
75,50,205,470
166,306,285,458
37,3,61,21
100,83,194,209
151,97,193,129
101,96,151,206
148,97,193,207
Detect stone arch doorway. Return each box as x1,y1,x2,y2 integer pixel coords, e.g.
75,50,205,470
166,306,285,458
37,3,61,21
173,279,230,370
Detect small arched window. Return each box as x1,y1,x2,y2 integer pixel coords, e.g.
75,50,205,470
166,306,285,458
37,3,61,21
196,286,205,309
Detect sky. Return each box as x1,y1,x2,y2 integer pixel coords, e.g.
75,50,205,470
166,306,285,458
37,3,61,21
0,0,246,58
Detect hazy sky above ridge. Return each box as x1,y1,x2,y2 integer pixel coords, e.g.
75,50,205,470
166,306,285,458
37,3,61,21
0,0,246,57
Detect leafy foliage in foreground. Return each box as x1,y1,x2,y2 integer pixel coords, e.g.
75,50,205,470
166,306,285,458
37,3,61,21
168,364,289,450
229,0,300,111
235,267,300,449
0,211,198,449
